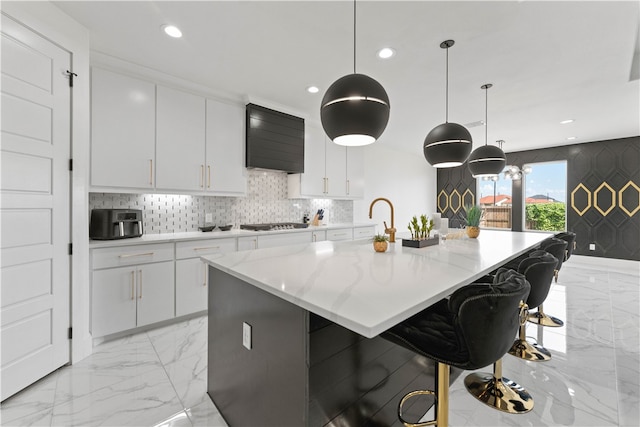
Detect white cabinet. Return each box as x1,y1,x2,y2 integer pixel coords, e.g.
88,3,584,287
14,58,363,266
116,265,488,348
175,238,236,317
311,229,326,242
155,86,206,191
205,99,246,195
346,147,365,198
288,124,363,199
91,244,174,337
238,232,311,250
91,68,155,189
327,228,353,241
237,236,258,251
353,225,375,240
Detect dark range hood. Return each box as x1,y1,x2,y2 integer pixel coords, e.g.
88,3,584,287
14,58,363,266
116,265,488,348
246,103,305,173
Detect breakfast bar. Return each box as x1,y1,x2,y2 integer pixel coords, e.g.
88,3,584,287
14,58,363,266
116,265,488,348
201,230,550,426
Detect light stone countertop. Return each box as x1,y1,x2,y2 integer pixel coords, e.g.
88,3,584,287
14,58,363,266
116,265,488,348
89,222,375,248
201,229,551,338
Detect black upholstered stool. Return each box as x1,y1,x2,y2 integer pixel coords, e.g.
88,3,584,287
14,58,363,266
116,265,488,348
508,251,558,361
555,231,577,262
527,238,568,328
382,269,533,426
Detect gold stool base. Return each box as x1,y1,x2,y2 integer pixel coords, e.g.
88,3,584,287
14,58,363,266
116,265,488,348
508,338,551,362
527,311,564,327
464,373,534,414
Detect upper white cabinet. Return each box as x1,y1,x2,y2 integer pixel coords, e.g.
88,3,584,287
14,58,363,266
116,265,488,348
288,123,363,199
155,86,206,192
90,68,246,195
345,147,365,198
205,99,246,195
91,68,155,189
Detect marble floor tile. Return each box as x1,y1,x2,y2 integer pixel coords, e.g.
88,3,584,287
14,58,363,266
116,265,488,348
0,257,637,427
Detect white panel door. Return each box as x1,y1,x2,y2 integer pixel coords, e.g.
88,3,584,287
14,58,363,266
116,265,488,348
176,258,208,317
155,85,205,191
135,261,175,327
300,124,327,196
325,141,347,197
1,14,71,401
205,99,246,195
345,147,365,198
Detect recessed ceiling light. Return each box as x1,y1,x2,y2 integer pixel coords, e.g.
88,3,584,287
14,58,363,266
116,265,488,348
306,86,319,94
567,136,577,140
377,47,395,59
162,25,182,38
560,119,574,124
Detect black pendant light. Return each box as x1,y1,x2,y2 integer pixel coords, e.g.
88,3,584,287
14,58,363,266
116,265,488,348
468,84,507,178
423,40,472,168
321,0,390,146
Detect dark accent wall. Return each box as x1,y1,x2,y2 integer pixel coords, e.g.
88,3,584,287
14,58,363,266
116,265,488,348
436,166,476,229
437,136,640,261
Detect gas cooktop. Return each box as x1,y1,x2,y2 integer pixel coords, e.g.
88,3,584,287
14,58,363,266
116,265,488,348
240,222,309,231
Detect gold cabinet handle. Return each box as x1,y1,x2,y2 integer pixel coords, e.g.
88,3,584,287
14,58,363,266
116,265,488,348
149,159,153,186
138,269,143,299
200,165,204,188
346,179,350,195
193,246,221,251
203,264,207,287
130,271,135,300
207,165,211,188
119,252,154,259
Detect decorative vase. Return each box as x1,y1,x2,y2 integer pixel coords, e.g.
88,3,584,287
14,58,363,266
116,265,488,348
373,241,388,252
466,226,480,238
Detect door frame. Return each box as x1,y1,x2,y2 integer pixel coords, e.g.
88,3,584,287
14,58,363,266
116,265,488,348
2,2,92,364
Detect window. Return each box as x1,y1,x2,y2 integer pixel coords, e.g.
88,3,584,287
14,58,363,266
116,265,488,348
523,161,567,232
477,173,512,229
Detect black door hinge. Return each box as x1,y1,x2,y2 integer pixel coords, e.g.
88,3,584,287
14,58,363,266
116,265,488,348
69,159,73,171
68,327,73,339
68,243,73,255
66,70,78,87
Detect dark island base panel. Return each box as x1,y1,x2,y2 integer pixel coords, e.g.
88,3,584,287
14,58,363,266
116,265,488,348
207,267,462,426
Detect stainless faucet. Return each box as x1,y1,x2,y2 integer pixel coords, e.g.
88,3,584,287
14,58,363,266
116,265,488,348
369,197,396,243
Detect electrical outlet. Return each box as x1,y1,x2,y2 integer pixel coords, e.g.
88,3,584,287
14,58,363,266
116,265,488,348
242,322,252,350
589,243,596,251
205,213,213,223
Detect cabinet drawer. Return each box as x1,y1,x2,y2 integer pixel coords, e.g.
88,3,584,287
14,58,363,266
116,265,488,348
353,226,375,240
326,228,353,241
176,238,236,259
92,243,174,270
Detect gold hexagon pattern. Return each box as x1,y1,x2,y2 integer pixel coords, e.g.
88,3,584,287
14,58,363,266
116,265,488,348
462,189,475,208
594,182,616,216
619,180,640,217
571,183,591,216
449,189,462,214
437,189,449,213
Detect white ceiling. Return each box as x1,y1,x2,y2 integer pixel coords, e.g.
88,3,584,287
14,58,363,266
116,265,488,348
53,0,640,156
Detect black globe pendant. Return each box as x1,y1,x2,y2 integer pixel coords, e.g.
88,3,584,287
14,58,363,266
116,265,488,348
468,84,507,178
321,73,390,146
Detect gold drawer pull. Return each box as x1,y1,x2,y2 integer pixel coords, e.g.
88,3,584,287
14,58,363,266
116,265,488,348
119,252,154,259
193,246,220,251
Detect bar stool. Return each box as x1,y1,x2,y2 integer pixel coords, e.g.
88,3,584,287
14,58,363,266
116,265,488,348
555,231,577,262
382,268,533,427
508,251,558,361
527,238,567,327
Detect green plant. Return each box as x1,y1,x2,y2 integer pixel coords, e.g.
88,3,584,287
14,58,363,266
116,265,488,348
525,203,566,231
464,205,483,227
373,233,389,242
408,215,434,240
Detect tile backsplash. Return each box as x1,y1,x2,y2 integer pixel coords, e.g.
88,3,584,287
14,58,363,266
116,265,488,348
89,170,353,234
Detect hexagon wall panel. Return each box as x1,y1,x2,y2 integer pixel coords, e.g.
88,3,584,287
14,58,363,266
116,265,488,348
594,182,616,216
571,183,591,216
619,181,640,217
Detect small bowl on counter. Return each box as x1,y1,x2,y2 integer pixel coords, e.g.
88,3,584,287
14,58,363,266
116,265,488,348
218,225,233,231
198,225,216,232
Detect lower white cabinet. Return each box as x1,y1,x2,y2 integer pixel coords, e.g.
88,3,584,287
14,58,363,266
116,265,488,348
91,261,174,337
327,228,353,241
353,225,375,240
175,238,236,317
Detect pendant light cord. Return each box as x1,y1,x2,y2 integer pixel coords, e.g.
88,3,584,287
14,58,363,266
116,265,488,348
445,46,449,122
353,0,357,74
484,86,488,146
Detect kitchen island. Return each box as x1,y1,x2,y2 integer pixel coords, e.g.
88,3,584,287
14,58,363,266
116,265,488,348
201,230,550,426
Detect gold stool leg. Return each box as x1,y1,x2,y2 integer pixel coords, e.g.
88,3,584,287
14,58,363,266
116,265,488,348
397,363,449,427
527,303,564,327
464,359,534,414
509,313,551,361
